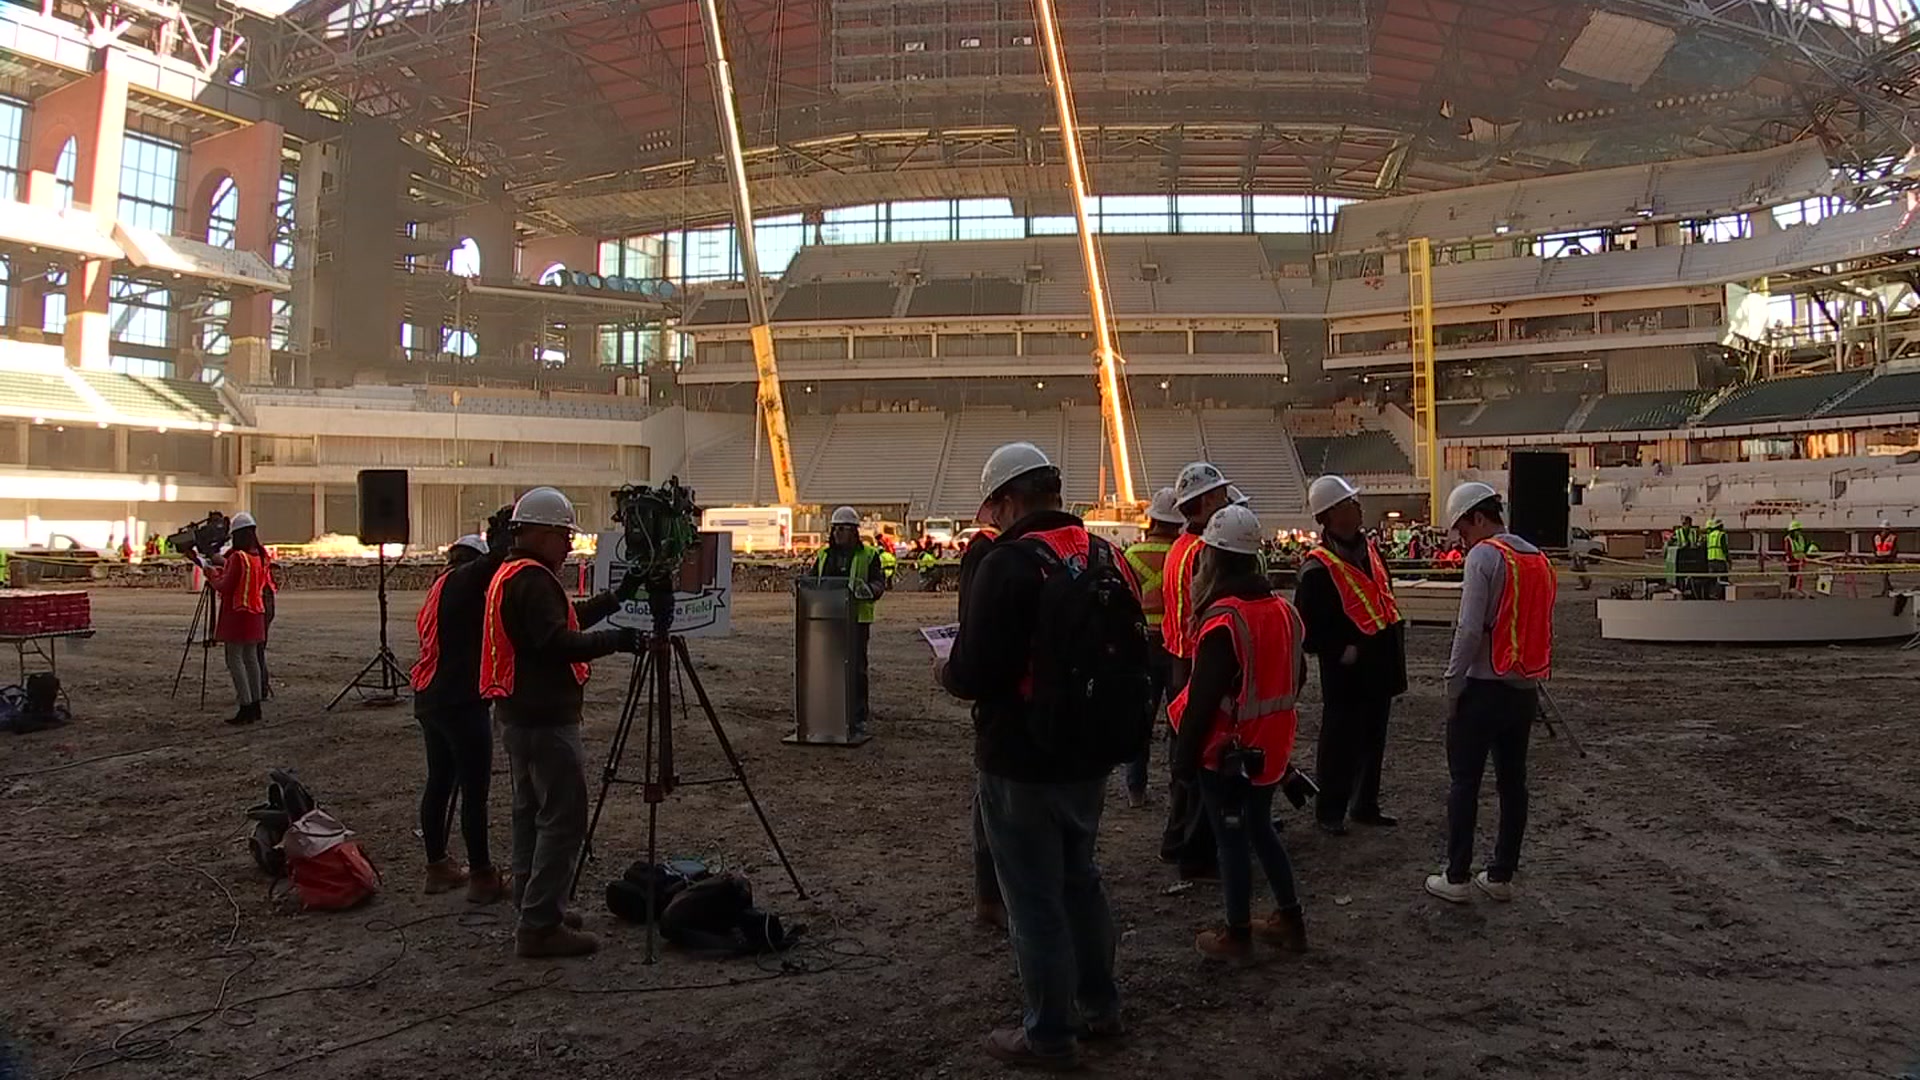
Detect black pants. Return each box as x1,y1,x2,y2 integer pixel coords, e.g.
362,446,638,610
1708,559,1729,599
419,701,495,869
971,784,1001,906
1315,688,1393,824
1445,680,1536,884
852,621,872,735
1159,657,1217,873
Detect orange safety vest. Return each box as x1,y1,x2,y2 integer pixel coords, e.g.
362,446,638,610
1483,537,1555,680
411,570,451,691
1874,532,1896,557
1123,541,1172,627
1167,594,1303,786
229,550,268,614
1160,531,1205,659
1303,541,1401,636
479,558,589,699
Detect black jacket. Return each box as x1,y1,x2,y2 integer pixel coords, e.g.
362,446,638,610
1171,575,1302,777
413,548,507,717
1294,536,1408,701
941,509,1111,784
492,550,625,727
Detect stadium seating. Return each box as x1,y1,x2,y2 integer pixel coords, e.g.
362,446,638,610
76,371,234,425
1436,402,1480,436
930,409,1062,516
773,281,900,321
1450,393,1583,436
1697,371,1868,425
0,368,94,418
1577,390,1708,432
680,413,831,506
1195,409,1308,518
905,278,1026,317
1825,371,1920,417
1293,431,1412,476
804,412,947,506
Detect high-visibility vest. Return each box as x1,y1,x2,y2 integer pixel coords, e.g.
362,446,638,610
1787,532,1813,558
1122,540,1172,627
229,550,268,614
814,544,880,623
1167,594,1303,787
1875,532,1896,557
1706,528,1728,562
1483,537,1555,680
411,569,452,691
1303,541,1401,636
479,558,589,699
1160,531,1205,659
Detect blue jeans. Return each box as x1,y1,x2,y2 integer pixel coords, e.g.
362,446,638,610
976,772,1120,1054
1198,769,1301,930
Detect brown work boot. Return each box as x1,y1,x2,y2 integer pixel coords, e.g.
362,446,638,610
515,923,600,959
1252,908,1307,953
982,1027,1079,1071
423,859,469,895
465,866,506,905
562,909,584,930
1194,926,1258,966
975,898,1008,930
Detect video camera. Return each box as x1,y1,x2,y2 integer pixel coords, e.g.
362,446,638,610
167,511,231,558
610,477,700,581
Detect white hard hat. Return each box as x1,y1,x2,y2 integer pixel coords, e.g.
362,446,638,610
1200,505,1263,555
230,511,257,530
1881,519,1891,529
830,506,860,527
1226,485,1250,507
1307,475,1362,518
452,533,488,554
1173,461,1230,507
1146,486,1184,525
511,486,578,531
980,442,1054,499
1445,481,1500,530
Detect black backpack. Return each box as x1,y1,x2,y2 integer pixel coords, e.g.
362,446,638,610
1015,533,1155,770
245,768,316,878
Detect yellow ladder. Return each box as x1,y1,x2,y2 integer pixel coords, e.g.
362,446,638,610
1407,238,1439,524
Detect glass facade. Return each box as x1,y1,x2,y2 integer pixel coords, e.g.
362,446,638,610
118,134,181,233
207,176,239,248
0,96,24,201
109,276,171,348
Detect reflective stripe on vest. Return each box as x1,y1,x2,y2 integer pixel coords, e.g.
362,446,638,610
1013,525,1094,701
1706,529,1728,562
1123,541,1171,626
411,571,451,692
1304,541,1401,636
1160,532,1205,659
231,550,268,614
1166,594,1303,786
1484,537,1555,681
479,558,589,699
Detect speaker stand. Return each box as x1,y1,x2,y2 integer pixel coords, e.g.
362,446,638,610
328,545,409,710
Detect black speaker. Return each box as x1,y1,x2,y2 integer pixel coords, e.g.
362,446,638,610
356,469,410,545
1508,451,1570,549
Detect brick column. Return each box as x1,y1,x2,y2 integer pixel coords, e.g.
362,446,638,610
27,52,130,368
185,120,285,386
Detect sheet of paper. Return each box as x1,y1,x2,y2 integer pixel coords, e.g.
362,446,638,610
920,623,960,660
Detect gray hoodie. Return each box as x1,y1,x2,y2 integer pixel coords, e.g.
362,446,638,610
1445,531,1542,702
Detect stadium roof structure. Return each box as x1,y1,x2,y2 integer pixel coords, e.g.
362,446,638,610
253,0,1920,237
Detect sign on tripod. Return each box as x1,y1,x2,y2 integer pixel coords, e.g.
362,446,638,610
588,529,733,638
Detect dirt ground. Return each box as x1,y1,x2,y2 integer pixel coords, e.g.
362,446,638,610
2,585,1916,1080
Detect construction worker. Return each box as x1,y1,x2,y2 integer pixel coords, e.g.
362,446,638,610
1161,461,1237,880
815,506,888,737
1170,504,1309,963
1673,515,1702,598
1784,520,1817,593
1296,475,1406,836
1426,482,1555,905
205,511,269,726
1874,519,1898,596
937,441,1121,1069
481,487,642,958
412,523,510,903
959,488,1009,931
1121,486,1184,808
916,545,939,590
878,541,898,586
1704,517,1730,599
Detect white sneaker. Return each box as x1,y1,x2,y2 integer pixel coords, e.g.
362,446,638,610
1473,872,1515,902
1424,873,1472,904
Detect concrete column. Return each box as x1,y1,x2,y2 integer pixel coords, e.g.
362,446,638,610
312,482,324,538
27,53,130,368
112,427,127,471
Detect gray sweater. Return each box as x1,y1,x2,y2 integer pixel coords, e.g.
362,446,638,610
1445,531,1541,701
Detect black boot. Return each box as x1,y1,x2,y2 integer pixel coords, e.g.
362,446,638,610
226,706,249,726
244,701,262,724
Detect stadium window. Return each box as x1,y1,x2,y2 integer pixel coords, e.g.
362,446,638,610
754,214,806,277
1532,229,1609,258
271,297,292,350
449,237,481,277
109,277,171,347
822,204,882,245
273,172,297,270
109,355,172,377
889,200,955,243
201,298,232,355
0,258,8,326
1253,194,1345,234
54,138,75,211
441,327,477,358
683,226,738,281
1176,194,1244,234
1029,215,1077,235
119,134,182,234
207,176,239,248
1096,195,1171,234
0,97,24,200
43,267,66,333
955,198,1022,240
1688,214,1748,243
1772,196,1833,227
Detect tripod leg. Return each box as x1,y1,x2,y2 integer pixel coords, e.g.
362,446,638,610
1538,686,1588,758
326,651,388,711
170,592,201,699
674,637,807,899
569,650,652,900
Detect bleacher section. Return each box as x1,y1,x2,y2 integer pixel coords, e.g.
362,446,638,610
248,385,654,422
772,281,899,321
1293,431,1412,476
1698,371,1867,425
930,409,1060,516
1129,409,1207,497
905,278,1025,317
803,412,947,507
678,413,831,506
1449,393,1584,437
1825,372,1920,417
1329,142,1831,251
1577,390,1707,432
1196,410,1307,517
1436,402,1480,436
0,368,94,419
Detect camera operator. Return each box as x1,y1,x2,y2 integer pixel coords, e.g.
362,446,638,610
814,506,888,737
480,487,643,958
411,521,510,903
203,512,269,726
1169,505,1309,963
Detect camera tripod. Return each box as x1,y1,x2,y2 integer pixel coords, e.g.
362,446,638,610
169,583,218,706
570,580,805,963
1535,684,1588,757
327,544,408,710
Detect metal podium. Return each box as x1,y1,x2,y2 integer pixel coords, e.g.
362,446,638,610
787,575,870,746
